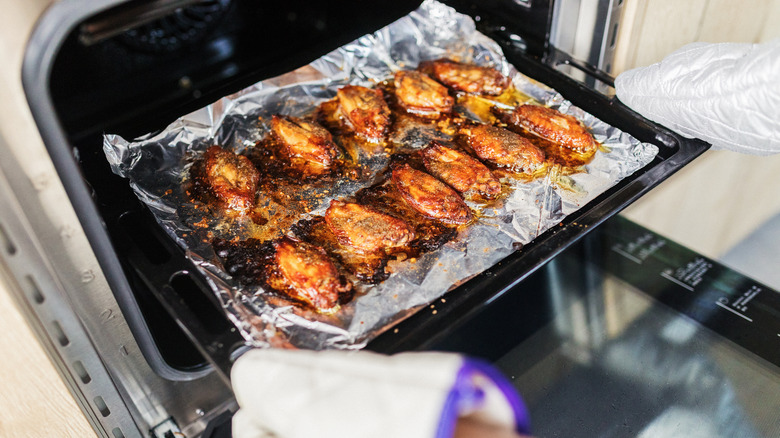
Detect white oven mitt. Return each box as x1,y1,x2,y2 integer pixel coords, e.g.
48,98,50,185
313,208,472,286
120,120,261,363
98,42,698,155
615,39,780,155
231,349,531,438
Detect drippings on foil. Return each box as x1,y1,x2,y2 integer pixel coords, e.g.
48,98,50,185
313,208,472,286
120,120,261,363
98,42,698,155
103,0,659,350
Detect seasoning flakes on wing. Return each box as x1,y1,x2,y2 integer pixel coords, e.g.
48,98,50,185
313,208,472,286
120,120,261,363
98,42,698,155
293,200,415,284
393,70,454,118
270,115,339,177
336,85,392,143
325,200,415,253
292,216,393,284
356,179,458,255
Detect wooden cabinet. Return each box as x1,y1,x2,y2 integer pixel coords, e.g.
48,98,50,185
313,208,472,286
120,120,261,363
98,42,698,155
614,0,780,258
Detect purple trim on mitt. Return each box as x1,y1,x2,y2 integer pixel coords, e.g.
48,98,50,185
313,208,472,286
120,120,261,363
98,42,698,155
435,358,531,438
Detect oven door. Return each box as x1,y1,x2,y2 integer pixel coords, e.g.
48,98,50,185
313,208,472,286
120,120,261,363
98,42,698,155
416,215,780,437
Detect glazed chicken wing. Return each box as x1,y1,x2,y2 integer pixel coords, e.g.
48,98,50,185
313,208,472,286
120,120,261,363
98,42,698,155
460,124,545,173
393,70,454,117
356,181,458,255
422,141,501,198
498,104,597,153
214,237,351,312
392,164,472,225
197,145,259,212
325,200,415,253
271,115,338,176
273,237,350,311
292,216,391,284
336,85,391,142
419,59,510,95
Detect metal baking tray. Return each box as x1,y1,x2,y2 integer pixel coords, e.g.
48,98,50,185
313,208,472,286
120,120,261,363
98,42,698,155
28,0,708,383
131,4,708,381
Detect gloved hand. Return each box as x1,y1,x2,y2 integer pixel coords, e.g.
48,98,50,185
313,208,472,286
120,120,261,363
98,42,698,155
615,39,780,155
231,349,531,438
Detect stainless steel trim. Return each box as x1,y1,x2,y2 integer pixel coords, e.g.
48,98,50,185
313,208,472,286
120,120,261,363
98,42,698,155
550,0,624,92
15,0,236,435
0,134,142,437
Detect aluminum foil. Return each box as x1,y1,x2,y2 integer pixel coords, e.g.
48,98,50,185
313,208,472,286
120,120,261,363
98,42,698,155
103,0,658,350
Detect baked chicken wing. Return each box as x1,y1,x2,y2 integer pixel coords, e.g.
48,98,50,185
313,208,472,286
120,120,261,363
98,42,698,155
197,145,259,212
419,59,510,95
356,180,458,255
460,124,545,173
393,70,454,117
270,115,338,176
421,142,501,198
291,216,390,284
214,237,351,312
325,200,415,253
273,237,350,311
498,104,597,153
392,164,472,225
336,85,392,142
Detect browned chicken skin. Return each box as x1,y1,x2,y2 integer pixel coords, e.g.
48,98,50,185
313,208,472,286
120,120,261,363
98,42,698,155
336,85,391,142
393,70,454,117
273,237,350,311
422,142,501,198
325,200,415,253
502,104,597,153
460,124,545,173
292,216,392,284
356,181,459,256
419,59,510,95
270,115,339,176
213,237,352,312
392,164,472,225
199,145,259,212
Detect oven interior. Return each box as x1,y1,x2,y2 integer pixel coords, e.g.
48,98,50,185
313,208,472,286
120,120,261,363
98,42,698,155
42,0,706,383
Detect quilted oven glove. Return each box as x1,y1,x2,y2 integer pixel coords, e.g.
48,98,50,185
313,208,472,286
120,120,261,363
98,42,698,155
615,39,780,155
231,349,531,438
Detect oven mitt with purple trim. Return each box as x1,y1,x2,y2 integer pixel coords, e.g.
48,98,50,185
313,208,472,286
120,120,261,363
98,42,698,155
231,349,530,438
615,39,780,155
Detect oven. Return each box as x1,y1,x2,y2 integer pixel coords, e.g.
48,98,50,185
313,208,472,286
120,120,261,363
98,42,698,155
8,1,776,437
